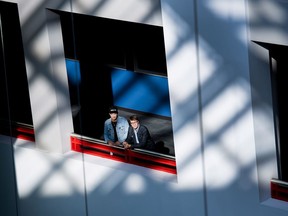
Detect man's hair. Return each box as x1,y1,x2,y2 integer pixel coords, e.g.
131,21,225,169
129,115,139,122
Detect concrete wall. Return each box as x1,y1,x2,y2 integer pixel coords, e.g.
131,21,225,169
1,0,288,216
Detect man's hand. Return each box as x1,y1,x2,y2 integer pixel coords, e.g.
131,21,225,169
108,140,122,146
107,140,114,146
123,142,131,149
114,141,121,146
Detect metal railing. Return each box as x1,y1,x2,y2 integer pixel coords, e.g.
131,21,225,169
71,133,177,174
0,123,177,174
0,121,35,141
271,178,288,202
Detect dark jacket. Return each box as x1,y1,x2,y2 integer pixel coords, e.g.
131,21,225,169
125,125,155,150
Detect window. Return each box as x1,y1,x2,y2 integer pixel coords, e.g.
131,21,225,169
0,2,33,140
267,44,288,182
256,41,288,202
52,10,176,172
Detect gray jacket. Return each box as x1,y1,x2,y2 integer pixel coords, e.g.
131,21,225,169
104,116,129,143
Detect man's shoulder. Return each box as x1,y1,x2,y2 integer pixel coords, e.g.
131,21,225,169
104,118,111,124
118,116,128,121
139,125,148,131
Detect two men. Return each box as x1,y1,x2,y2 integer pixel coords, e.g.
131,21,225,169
104,106,155,150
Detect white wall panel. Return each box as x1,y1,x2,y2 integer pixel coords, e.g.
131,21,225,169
13,139,86,216
0,136,18,216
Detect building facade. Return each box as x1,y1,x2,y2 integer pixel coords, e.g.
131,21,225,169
1,0,288,216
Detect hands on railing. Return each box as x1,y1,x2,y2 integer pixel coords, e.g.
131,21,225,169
70,133,177,174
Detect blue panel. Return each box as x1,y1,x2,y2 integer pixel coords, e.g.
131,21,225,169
111,68,171,117
66,59,81,85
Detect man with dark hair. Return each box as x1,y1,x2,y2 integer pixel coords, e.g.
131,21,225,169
104,106,129,146
123,115,155,150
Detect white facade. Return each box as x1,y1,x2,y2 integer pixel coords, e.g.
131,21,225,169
1,0,288,215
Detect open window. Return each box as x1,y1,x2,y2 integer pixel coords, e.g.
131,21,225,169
53,10,176,173
256,42,288,202
0,2,33,141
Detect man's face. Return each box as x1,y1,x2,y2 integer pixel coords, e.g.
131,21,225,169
130,120,139,129
109,112,118,121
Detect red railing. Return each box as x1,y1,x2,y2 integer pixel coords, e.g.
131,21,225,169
271,179,288,202
71,133,177,174
0,123,177,174
0,122,35,141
